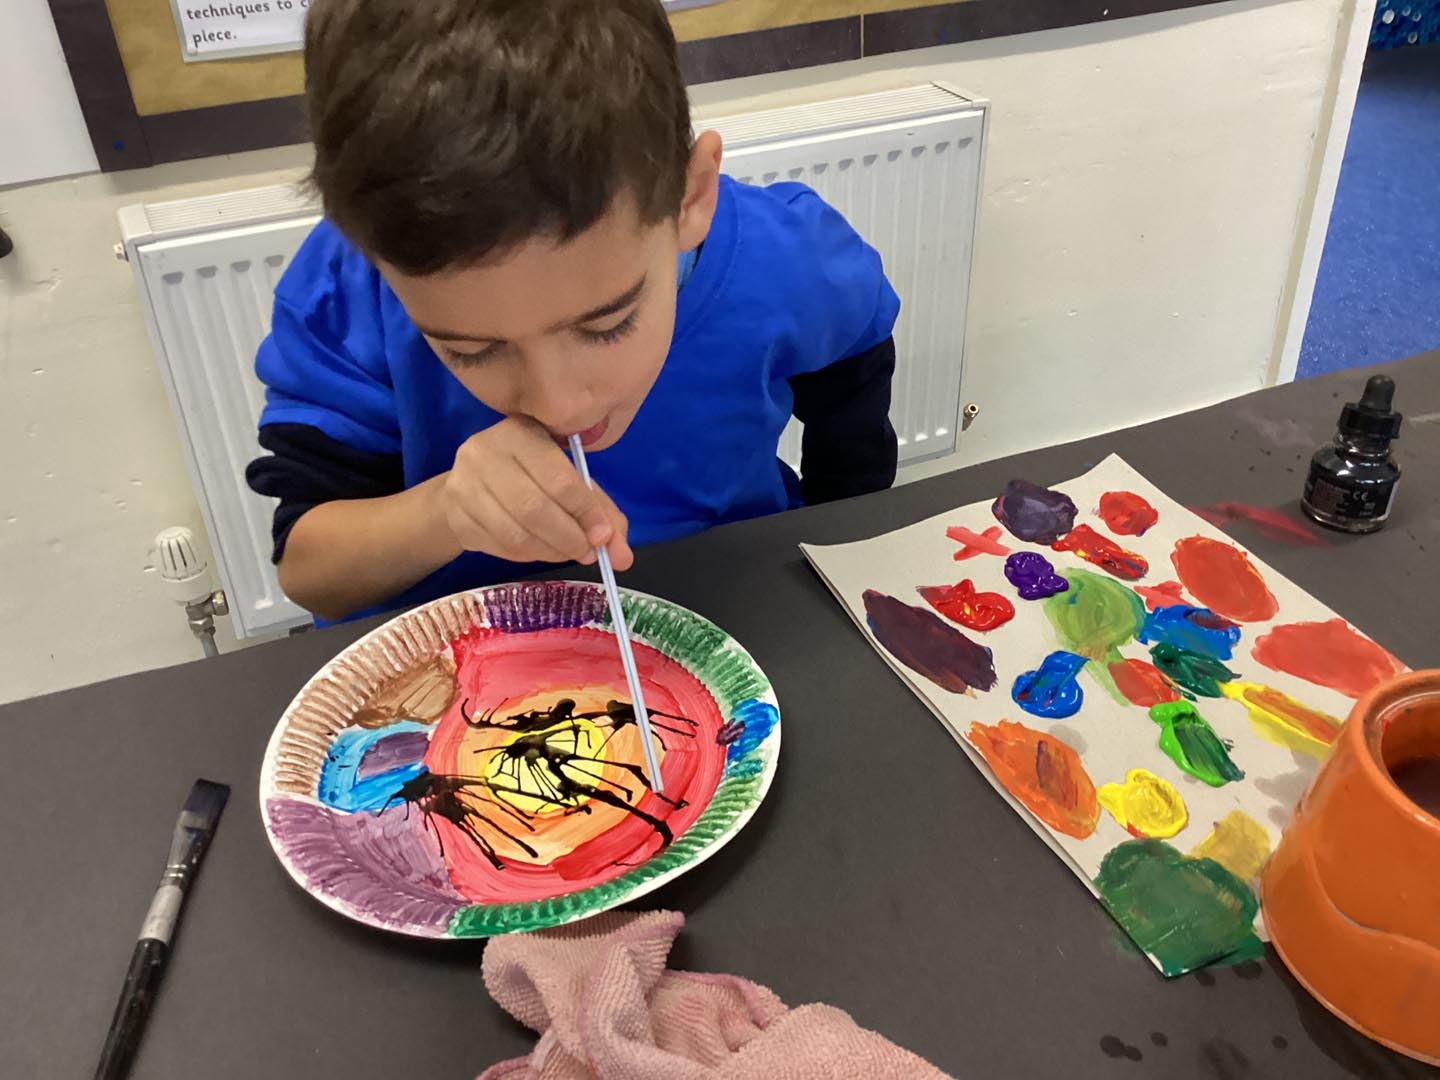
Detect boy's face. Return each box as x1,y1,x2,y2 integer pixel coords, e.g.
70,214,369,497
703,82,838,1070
381,133,722,453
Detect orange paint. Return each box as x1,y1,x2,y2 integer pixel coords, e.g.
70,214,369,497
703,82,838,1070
967,719,1099,839
1171,536,1279,623
1109,658,1182,707
1251,619,1405,699
1135,581,1187,611
946,525,1012,561
917,579,1016,632
1052,524,1148,581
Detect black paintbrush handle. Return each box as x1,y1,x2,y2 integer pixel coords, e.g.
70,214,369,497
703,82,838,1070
95,937,169,1080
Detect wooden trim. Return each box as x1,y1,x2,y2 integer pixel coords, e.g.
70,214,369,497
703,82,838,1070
52,0,1243,171
47,0,152,170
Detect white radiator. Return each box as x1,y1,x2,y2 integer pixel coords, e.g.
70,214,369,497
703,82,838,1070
118,82,987,638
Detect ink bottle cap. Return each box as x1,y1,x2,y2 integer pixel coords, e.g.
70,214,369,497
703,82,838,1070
1338,375,1403,442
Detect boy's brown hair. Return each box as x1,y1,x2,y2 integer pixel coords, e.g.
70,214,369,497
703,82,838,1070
304,0,693,276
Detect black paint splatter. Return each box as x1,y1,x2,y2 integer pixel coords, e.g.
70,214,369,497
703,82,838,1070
385,697,695,870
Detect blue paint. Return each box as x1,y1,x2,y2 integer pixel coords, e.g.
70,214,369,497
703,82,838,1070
1138,605,1242,661
318,721,431,812
724,698,779,766
1011,650,1089,719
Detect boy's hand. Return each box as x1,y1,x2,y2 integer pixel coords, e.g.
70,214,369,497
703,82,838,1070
441,417,633,569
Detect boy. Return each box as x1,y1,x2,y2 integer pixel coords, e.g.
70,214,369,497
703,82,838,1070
247,0,900,622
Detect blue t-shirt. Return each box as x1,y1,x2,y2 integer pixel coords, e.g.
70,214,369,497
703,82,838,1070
255,176,900,610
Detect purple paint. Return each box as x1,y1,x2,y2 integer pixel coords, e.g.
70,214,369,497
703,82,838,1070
266,798,466,933
863,589,998,694
992,478,1078,544
1005,551,1070,600
356,730,432,781
481,580,609,632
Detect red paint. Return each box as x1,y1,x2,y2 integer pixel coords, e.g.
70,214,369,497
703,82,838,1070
967,720,1099,839
1190,503,1328,548
1134,581,1188,611
428,627,727,903
1099,491,1160,536
1252,619,1405,699
1052,524,1149,580
946,525,1011,561
1109,659,1182,707
917,580,1016,632
1171,536,1279,623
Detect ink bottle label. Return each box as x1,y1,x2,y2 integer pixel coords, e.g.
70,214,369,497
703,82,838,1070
1302,474,1397,524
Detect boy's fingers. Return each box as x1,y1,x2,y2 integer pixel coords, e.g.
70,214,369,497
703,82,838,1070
523,447,613,548
592,486,633,569
490,459,594,561
460,479,572,564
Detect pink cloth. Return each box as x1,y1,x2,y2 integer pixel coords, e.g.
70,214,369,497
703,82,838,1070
479,910,952,1080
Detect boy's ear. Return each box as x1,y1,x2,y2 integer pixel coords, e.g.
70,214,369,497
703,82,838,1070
677,130,723,251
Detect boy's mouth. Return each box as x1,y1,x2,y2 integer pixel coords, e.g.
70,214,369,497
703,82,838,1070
554,417,610,449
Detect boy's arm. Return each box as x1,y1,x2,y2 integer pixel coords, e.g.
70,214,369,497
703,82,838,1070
247,424,461,620
788,335,898,504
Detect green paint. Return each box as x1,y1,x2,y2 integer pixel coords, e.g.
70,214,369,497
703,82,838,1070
1094,839,1263,977
1149,642,1237,699
607,595,769,714
1149,700,1245,787
448,747,769,937
1043,569,1145,703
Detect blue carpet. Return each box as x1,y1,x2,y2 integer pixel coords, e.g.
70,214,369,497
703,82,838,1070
1296,43,1440,379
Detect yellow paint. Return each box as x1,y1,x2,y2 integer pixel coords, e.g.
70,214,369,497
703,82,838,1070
1220,681,1342,759
1097,769,1188,839
1189,810,1272,882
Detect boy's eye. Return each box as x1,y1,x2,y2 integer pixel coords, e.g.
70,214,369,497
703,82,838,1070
440,342,503,367
579,309,639,346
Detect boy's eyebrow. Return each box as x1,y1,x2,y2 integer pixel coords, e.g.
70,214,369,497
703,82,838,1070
415,275,649,343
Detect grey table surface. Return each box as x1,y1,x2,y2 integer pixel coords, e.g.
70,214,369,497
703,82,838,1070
4,354,1438,1080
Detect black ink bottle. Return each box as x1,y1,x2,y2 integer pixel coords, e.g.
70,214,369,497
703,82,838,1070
1302,374,1402,533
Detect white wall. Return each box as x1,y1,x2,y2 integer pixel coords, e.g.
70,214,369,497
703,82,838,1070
1,0,99,185
0,0,1360,703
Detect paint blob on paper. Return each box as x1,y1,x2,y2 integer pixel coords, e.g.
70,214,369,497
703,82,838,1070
1135,581,1188,611
1139,605,1242,661
1220,682,1342,758
1150,642,1238,698
1150,701,1245,787
1109,659,1182,707
1099,491,1160,536
1098,769,1189,838
1094,840,1263,976
1251,619,1405,699
992,479,1078,544
967,720,1099,839
947,525,1012,561
1171,537,1279,623
1043,570,1146,664
918,579,1016,632
1004,551,1069,600
1188,810,1272,882
864,589,997,694
1053,525,1149,581
1012,651,1089,719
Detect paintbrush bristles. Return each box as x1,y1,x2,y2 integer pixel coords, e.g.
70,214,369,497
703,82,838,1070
182,779,231,827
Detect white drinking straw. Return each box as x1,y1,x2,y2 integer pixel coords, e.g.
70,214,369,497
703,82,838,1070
568,434,665,796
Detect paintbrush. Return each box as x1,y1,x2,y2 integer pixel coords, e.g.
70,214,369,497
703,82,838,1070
568,434,665,795
95,779,230,1080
